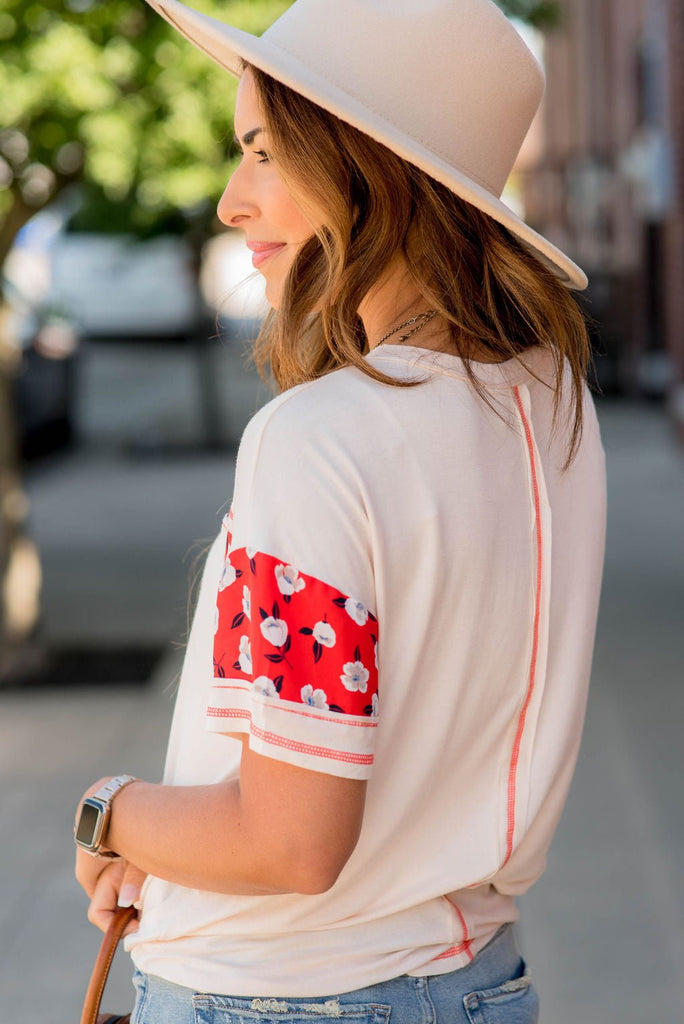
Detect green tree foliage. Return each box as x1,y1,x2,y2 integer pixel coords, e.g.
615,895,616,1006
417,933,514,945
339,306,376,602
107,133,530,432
0,0,290,264
0,0,293,676
0,0,558,261
498,0,561,29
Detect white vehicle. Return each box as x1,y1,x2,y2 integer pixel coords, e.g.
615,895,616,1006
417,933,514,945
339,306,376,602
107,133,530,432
48,232,203,340
7,203,267,340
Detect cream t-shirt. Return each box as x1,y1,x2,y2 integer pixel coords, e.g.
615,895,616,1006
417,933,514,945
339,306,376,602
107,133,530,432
127,344,606,995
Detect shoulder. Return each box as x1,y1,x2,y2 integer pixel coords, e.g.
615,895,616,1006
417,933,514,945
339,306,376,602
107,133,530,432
229,366,380,608
238,363,382,469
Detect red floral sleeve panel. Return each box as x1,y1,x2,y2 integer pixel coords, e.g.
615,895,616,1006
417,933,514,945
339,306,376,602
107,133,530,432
206,513,380,780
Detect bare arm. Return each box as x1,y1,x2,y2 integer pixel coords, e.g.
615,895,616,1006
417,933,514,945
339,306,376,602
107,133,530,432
77,737,367,902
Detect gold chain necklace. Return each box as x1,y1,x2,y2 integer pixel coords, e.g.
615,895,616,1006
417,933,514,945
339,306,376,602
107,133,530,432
376,310,438,346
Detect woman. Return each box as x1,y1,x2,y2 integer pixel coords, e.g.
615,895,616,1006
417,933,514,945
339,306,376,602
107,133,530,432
74,2,606,1021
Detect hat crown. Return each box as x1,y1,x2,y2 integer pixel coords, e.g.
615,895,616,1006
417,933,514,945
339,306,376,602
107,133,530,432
263,0,544,197
146,0,585,287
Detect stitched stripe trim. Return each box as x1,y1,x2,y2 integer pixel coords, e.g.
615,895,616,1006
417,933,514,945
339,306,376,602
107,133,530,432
452,902,474,961
431,898,474,963
504,386,544,865
206,707,375,766
431,941,474,962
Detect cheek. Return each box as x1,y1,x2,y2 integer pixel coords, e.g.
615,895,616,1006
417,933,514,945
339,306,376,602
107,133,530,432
268,180,315,240
288,204,314,239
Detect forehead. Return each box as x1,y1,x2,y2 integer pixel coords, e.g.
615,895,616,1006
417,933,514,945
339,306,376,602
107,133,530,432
234,68,262,130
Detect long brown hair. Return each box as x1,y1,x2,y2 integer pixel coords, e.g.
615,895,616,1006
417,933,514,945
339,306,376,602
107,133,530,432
245,63,592,466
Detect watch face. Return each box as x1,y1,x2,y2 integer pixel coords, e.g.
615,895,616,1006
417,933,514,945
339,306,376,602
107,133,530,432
75,799,104,848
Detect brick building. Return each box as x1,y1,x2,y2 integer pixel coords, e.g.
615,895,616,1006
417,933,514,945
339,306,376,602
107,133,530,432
519,0,683,421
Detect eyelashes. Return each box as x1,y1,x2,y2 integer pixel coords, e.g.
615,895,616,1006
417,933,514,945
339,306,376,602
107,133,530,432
233,144,270,165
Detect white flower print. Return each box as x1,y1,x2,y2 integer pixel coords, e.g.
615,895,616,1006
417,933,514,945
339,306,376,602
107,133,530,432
374,639,379,670
313,620,336,648
213,605,219,635
340,660,370,693
218,555,237,591
238,635,252,674
253,676,279,699
260,616,289,648
301,684,329,710
345,598,368,626
242,585,251,620
372,692,379,717
275,564,306,596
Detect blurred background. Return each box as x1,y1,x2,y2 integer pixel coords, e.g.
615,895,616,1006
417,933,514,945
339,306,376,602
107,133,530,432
0,1,682,1021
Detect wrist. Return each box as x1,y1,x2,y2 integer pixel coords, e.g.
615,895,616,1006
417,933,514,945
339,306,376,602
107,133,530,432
74,775,138,857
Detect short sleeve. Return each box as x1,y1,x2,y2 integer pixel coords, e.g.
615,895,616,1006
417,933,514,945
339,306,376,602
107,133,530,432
206,391,380,780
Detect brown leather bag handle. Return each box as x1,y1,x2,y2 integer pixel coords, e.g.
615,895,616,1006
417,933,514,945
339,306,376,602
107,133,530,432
80,905,137,1024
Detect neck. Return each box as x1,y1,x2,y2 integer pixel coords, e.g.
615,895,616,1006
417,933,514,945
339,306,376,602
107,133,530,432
360,256,448,352
359,255,512,364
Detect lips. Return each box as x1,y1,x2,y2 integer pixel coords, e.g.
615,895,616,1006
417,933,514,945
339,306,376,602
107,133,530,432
247,240,287,269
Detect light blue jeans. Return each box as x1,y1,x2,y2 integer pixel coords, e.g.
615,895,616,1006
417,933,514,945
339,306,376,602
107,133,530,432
130,924,539,1024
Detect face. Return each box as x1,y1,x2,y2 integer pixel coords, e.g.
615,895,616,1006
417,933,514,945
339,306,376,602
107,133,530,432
217,68,316,309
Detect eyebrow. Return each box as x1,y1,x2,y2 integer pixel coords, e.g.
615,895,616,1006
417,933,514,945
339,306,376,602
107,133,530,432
233,127,265,148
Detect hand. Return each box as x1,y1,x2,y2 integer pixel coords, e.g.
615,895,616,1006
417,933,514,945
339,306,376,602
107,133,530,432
86,858,147,935
74,776,115,898
74,776,147,922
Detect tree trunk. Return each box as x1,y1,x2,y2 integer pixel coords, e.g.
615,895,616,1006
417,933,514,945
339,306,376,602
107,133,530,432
0,188,44,678
0,344,28,676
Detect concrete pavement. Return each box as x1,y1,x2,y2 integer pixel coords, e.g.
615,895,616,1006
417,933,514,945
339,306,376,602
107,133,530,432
520,400,684,1022
0,379,682,1022
0,655,178,1022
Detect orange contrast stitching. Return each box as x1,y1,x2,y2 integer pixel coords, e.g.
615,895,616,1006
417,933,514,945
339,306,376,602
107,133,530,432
504,387,544,865
431,941,473,961
206,708,374,766
432,897,474,963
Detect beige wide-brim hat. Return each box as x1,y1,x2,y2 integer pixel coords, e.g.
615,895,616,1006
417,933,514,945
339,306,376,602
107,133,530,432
144,0,587,290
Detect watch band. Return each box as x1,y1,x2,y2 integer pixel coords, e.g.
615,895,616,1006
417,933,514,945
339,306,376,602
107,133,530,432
91,774,138,803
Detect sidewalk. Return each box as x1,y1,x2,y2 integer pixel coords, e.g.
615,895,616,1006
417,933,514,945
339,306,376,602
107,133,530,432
22,333,263,649
0,652,179,1021
0,397,682,1022
520,399,684,1021
0,437,238,1021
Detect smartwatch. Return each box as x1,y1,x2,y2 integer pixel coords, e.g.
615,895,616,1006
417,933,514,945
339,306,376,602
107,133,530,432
74,774,138,857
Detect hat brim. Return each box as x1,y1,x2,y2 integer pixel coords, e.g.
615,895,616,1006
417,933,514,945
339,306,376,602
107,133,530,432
148,0,588,291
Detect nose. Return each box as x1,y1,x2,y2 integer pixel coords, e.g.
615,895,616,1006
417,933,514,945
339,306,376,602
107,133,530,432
217,164,257,228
